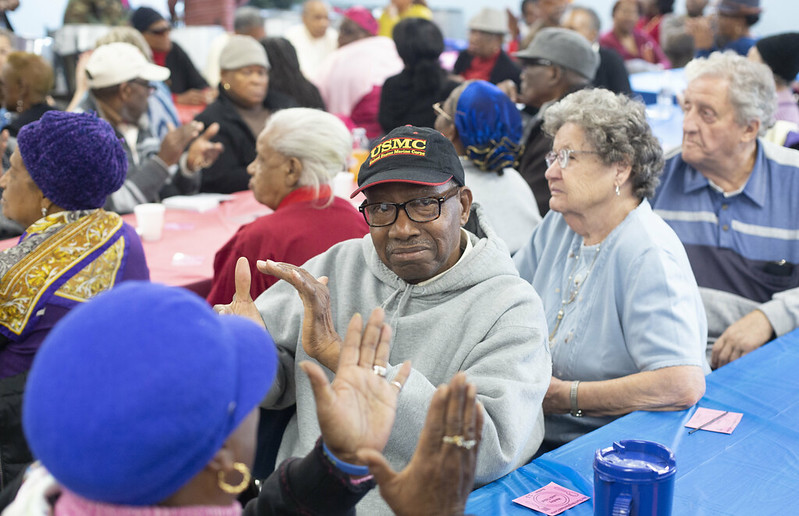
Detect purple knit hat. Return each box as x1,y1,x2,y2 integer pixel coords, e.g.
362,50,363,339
17,111,127,211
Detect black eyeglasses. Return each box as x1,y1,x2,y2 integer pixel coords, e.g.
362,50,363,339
147,26,172,35
128,79,156,94
522,58,554,70
359,188,460,227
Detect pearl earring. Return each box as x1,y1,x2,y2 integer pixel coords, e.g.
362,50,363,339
223,83,230,90
41,207,47,217
16,99,23,113
615,184,620,197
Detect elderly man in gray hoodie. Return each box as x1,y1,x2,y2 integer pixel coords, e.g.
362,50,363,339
216,125,551,515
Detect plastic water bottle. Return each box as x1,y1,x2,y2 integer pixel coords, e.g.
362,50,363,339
349,128,370,181
656,86,674,120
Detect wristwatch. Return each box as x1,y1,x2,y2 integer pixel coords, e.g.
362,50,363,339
570,380,583,417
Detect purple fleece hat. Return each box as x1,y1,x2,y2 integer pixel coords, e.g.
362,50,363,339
17,111,127,211
23,282,278,506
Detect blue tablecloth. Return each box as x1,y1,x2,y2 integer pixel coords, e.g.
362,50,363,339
630,69,686,106
646,107,683,152
630,69,686,151
466,329,799,515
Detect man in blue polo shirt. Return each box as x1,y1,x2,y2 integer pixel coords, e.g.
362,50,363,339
652,52,799,369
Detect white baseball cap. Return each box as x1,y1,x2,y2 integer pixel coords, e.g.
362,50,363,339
85,42,170,89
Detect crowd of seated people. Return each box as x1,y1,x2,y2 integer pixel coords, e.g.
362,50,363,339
1,0,799,512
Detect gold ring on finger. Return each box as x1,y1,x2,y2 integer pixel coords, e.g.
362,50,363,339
442,435,476,450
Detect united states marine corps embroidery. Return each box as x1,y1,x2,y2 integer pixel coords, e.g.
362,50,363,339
368,137,427,165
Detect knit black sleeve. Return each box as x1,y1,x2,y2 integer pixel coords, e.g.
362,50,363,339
242,438,375,516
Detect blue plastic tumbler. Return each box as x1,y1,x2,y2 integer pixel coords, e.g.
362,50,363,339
593,440,676,516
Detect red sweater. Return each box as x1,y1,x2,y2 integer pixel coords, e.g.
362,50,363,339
206,186,368,305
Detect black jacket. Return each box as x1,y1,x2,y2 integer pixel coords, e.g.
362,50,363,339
379,70,459,132
595,47,632,96
165,41,209,94
194,86,297,194
0,372,31,495
5,103,58,138
453,50,521,86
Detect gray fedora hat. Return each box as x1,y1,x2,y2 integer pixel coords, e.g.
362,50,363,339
515,28,599,80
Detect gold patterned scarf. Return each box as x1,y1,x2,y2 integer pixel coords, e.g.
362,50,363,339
0,210,126,339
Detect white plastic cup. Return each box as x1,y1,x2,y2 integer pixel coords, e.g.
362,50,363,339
134,203,166,241
332,171,355,198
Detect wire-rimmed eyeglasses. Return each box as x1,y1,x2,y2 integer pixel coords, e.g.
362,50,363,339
545,149,601,169
359,188,460,227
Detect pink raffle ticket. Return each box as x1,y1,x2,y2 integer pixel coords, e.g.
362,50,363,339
685,407,743,434
513,482,589,515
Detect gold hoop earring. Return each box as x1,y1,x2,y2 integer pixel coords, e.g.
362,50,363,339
217,462,250,494
223,83,230,90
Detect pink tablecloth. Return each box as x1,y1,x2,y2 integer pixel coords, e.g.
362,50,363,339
125,190,271,295
0,182,363,298
0,191,270,297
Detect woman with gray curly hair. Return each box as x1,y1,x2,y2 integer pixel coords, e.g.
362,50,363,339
514,88,709,449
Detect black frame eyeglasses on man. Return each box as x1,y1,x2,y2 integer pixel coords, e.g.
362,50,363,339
359,188,460,227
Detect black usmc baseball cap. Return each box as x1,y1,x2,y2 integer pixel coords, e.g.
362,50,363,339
350,126,465,198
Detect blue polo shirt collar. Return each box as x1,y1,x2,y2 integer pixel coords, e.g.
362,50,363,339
681,142,766,207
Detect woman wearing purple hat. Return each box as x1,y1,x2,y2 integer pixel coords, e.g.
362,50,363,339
0,111,149,487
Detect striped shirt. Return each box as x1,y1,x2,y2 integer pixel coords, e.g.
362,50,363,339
652,140,799,337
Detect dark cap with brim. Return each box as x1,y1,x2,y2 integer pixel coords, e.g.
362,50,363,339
351,125,465,198
717,0,761,16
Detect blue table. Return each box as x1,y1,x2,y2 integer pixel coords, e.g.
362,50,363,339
646,107,683,152
466,329,799,515
630,69,686,106
629,69,686,151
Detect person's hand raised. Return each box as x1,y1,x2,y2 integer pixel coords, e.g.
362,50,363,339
187,122,223,171
158,120,204,166
213,256,266,328
257,259,341,371
356,372,483,516
302,308,411,464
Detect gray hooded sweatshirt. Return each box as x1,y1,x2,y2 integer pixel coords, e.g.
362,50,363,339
256,206,551,514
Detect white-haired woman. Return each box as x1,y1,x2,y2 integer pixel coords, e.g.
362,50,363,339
206,108,369,305
514,89,709,450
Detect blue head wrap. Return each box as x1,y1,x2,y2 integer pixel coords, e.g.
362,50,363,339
454,80,523,173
